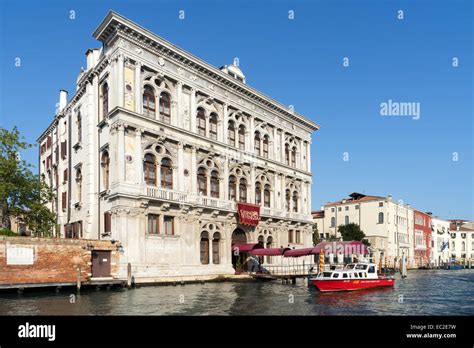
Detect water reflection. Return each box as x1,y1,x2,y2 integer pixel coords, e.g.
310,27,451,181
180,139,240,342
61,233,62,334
0,270,472,316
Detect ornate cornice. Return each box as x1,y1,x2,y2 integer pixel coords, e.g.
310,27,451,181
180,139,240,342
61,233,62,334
93,11,319,133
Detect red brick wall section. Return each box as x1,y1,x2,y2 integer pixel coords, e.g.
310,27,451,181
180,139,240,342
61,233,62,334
0,236,120,285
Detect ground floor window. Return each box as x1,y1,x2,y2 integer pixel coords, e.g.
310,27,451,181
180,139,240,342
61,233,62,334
147,214,159,235
200,231,209,264
163,216,174,235
212,232,220,264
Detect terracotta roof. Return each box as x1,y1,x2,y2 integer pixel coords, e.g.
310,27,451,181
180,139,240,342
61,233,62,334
324,193,385,207
312,210,324,218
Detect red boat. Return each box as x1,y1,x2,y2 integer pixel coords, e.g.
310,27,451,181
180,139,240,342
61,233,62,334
310,263,395,292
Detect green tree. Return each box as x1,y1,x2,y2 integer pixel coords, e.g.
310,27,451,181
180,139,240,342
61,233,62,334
337,223,371,246
0,127,56,236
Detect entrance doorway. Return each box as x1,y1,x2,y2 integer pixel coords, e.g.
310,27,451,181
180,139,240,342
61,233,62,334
91,250,111,278
231,228,247,271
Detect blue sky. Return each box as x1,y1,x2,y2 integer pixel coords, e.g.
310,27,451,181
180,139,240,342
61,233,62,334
0,0,472,220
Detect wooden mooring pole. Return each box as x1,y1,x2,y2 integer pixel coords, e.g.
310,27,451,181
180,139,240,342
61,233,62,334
76,266,81,291
127,263,132,288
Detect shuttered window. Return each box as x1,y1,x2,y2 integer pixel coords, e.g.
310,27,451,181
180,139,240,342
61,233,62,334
163,216,174,235
61,192,67,211
104,212,112,233
147,214,159,235
61,141,67,159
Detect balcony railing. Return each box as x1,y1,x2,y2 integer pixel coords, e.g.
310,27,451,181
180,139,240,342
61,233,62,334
144,186,312,222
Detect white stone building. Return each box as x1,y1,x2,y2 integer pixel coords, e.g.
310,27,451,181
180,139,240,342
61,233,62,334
37,11,319,282
430,216,451,266
449,220,474,263
314,193,416,268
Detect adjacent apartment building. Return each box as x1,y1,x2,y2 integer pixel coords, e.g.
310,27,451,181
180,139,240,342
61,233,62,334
313,192,415,268
37,11,319,282
449,220,474,262
430,216,451,266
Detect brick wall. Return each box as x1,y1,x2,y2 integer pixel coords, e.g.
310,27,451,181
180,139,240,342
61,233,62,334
0,236,120,285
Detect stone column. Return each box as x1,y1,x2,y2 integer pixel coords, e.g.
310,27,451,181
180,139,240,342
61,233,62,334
307,181,312,215
117,54,124,108
272,127,277,161
280,130,285,164
249,116,255,152
190,146,197,193
190,88,196,133
176,82,183,128
307,140,311,172
117,123,126,183
134,61,142,113
249,164,256,204
280,174,286,211
135,128,143,185
177,142,184,191
222,103,228,144
223,156,229,200
299,142,304,171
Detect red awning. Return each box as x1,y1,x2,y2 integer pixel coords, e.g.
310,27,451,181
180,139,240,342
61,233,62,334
283,247,315,257
249,247,290,256
232,243,263,253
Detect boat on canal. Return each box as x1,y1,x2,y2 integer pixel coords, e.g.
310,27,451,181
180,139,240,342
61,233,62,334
310,262,395,292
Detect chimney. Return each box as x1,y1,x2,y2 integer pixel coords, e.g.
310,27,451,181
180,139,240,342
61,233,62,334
59,90,68,112
85,48,100,70
387,194,392,201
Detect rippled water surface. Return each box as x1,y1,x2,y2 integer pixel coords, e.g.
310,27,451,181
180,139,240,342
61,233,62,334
0,270,473,315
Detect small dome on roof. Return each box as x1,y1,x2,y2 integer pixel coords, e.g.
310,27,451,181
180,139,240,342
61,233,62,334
220,60,246,83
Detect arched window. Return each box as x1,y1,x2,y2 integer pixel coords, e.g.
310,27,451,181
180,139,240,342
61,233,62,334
292,191,298,212
345,215,349,225
285,144,290,165
197,108,206,136
102,83,109,119
238,125,245,150
264,184,271,208
210,170,219,198
239,178,247,202
378,212,384,224
291,147,297,167
263,135,269,158
255,183,262,205
143,85,156,117
197,167,207,195
160,158,173,189
159,92,171,124
144,154,156,186
228,121,236,146
286,189,291,212
209,113,218,140
331,217,336,228
212,232,221,264
75,168,82,203
200,231,209,265
101,151,110,190
254,132,261,156
229,175,237,200
462,241,465,251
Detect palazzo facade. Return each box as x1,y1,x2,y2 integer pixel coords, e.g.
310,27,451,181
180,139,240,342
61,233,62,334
37,11,319,281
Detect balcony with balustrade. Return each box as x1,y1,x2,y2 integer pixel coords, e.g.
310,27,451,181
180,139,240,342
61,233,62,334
143,186,312,222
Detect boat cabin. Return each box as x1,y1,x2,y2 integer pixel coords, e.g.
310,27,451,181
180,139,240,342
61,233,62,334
315,263,379,280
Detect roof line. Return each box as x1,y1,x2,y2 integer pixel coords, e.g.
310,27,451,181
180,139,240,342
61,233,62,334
93,10,320,132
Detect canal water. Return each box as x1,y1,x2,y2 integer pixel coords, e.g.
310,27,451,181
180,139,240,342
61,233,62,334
0,270,472,315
